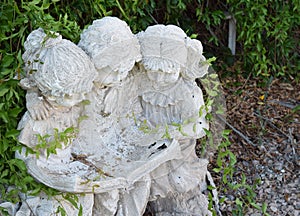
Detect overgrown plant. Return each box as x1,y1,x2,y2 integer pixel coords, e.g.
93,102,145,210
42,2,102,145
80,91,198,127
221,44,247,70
34,127,78,159
227,0,300,78
0,0,82,209
198,68,270,215
209,129,270,216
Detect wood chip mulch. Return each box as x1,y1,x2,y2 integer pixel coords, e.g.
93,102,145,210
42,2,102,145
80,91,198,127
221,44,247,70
209,74,299,215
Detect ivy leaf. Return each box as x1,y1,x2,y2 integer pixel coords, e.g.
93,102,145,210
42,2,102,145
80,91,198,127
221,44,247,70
235,198,243,207
0,112,9,123
8,107,23,117
1,55,15,68
250,202,261,210
0,88,9,97
5,129,20,138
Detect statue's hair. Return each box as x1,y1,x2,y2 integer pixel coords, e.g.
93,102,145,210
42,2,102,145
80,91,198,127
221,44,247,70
137,25,208,79
78,16,141,77
137,24,188,74
22,28,96,97
182,38,208,79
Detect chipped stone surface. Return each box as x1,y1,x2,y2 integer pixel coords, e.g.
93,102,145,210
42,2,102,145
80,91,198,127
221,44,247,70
0,17,215,215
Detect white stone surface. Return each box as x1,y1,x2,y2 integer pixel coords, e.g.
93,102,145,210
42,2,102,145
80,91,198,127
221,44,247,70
3,17,215,215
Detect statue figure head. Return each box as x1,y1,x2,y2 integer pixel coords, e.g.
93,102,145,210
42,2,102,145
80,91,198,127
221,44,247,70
181,38,208,80
78,17,141,86
21,28,97,107
137,24,188,84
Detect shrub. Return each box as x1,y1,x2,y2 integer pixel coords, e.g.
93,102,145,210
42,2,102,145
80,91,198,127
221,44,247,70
228,0,300,78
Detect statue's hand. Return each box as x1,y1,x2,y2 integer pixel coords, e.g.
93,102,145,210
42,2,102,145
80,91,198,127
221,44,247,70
62,105,81,127
26,91,52,120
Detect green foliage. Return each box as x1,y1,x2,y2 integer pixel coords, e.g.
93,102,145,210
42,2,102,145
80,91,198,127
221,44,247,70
55,193,83,216
0,0,82,207
227,0,300,78
211,130,270,215
199,71,267,215
34,127,78,158
52,0,157,33
158,0,300,79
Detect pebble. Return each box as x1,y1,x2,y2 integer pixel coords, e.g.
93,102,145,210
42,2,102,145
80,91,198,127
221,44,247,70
286,205,294,212
274,162,283,171
270,205,278,212
211,134,298,216
252,160,260,166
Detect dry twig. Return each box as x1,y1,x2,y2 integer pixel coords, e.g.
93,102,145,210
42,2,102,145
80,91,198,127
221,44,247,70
216,115,256,147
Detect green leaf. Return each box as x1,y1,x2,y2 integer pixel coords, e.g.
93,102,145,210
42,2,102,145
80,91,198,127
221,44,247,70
222,129,231,136
292,105,300,113
78,205,83,216
63,193,79,209
5,129,20,138
0,112,9,123
262,202,268,213
1,55,15,68
250,202,261,210
209,73,218,79
189,33,198,39
235,198,243,206
212,167,222,173
219,197,226,203
207,185,215,190
205,57,217,65
57,206,66,216
12,159,27,171
229,151,237,166
63,127,74,134
29,185,42,196
1,169,9,178
208,90,218,97
0,88,9,97
222,174,228,184
8,107,23,118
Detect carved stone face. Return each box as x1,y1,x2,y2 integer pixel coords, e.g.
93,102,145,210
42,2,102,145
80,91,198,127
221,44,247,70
46,93,85,107
95,66,128,87
147,70,179,84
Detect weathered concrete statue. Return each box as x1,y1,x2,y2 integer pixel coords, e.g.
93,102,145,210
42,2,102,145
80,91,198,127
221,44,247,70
1,17,215,215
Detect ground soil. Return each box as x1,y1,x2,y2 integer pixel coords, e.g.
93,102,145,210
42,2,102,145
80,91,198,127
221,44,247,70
209,74,299,215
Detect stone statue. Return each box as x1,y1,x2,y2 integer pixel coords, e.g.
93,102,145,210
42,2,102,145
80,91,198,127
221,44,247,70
1,17,216,215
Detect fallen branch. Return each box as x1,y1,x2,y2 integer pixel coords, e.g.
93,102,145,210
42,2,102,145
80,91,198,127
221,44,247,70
253,111,291,139
216,115,256,146
288,128,297,158
268,100,298,109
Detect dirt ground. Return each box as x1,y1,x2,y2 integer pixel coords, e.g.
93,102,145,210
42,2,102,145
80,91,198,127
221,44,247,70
210,74,299,215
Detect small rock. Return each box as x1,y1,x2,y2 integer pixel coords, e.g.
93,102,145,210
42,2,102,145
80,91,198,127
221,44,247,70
286,205,294,212
252,160,260,166
226,195,235,201
277,175,283,181
274,162,284,171
270,205,278,212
